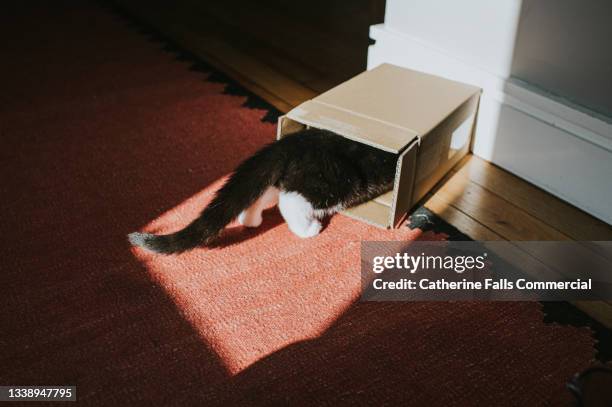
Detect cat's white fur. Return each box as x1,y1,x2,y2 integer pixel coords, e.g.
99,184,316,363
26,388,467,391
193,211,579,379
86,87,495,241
238,187,329,238
278,191,322,238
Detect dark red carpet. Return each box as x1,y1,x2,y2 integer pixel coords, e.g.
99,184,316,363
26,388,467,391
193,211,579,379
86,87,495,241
0,1,600,405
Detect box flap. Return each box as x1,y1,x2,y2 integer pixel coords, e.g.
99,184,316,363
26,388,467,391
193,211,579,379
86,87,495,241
390,139,418,226
286,63,479,152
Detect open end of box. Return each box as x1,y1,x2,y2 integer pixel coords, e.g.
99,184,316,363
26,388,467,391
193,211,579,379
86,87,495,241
277,116,416,229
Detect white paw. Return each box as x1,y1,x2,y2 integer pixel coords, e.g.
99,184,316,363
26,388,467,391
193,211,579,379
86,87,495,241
289,219,322,238
238,211,262,228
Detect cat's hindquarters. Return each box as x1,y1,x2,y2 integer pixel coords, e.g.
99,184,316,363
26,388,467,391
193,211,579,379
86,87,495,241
128,141,285,254
128,128,398,253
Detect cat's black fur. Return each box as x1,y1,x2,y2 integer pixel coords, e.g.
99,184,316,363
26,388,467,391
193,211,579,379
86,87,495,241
128,129,398,254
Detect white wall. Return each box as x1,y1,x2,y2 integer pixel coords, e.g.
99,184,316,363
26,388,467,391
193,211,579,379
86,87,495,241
385,0,522,77
511,0,612,118
368,0,612,224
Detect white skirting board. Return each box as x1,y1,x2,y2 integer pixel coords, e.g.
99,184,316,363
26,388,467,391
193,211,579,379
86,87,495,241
368,24,612,225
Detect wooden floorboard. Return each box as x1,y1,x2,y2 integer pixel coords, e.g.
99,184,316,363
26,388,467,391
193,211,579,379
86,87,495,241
116,0,316,111
195,0,367,88
435,166,571,241
424,194,504,241
115,0,612,328
179,1,329,89
425,160,612,328
458,157,612,241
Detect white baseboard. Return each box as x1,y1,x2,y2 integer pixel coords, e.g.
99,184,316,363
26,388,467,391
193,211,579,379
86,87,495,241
368,24,612,225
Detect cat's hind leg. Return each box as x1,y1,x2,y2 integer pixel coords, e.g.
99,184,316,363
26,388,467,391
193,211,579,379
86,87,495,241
278,191,322,238
238,186,279,227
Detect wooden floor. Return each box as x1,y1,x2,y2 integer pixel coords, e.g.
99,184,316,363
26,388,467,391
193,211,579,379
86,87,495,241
115,0,612,327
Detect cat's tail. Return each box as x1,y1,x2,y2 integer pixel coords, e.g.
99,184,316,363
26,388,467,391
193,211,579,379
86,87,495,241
128,143,284,254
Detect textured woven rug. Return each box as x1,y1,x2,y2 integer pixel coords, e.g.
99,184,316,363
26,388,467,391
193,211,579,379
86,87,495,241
0,1,608,405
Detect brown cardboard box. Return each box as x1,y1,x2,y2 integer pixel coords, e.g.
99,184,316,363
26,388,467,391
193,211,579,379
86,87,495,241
277,63,481,228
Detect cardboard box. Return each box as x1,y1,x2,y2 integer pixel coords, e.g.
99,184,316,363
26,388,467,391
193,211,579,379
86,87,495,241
277,63,481,228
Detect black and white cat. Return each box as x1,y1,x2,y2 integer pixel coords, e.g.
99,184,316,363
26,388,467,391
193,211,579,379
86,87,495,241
128,128,397,254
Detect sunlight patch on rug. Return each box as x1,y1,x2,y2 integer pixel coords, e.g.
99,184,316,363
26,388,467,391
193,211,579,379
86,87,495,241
131,177,422,374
